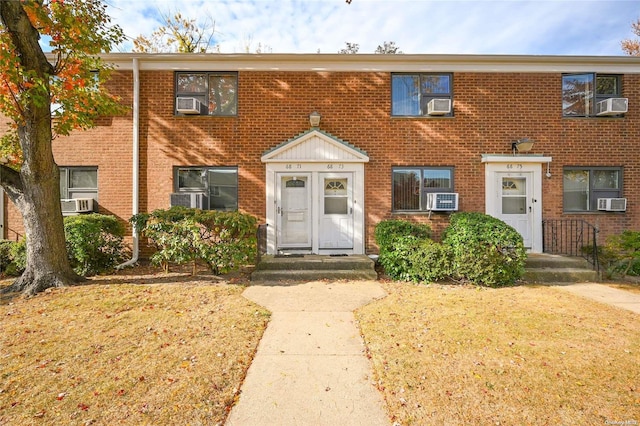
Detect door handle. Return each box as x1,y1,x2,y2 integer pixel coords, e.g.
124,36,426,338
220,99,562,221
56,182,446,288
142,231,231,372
277,206,281,215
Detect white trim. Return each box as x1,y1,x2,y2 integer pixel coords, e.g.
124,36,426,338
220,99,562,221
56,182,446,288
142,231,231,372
86,53,640,74
262,130,369,163
481,154,552,163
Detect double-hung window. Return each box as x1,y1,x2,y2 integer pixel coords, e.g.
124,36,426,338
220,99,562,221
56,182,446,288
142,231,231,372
562,73,622,117
175,166,238,211
59,166,98,201
392,167,454,211
391,73,453,117
175,72,238,116
563,167,622,212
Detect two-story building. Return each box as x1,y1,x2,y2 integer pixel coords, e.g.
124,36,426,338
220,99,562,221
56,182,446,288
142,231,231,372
4,53,639,258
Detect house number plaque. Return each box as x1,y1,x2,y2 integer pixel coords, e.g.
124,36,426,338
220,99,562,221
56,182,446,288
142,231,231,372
506,164,523,170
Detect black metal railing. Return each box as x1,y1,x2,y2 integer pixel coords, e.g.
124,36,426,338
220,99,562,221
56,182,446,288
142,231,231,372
542,219,599,271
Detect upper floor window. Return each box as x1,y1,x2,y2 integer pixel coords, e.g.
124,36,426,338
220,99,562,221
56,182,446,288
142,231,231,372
563,167,622,212
175,72,237,116
391,73,453,117
392,167,454,211
174,166,238,211
59,166,98,201
562,73,622,117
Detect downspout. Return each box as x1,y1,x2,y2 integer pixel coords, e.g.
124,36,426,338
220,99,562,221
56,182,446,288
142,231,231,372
117,57,140,268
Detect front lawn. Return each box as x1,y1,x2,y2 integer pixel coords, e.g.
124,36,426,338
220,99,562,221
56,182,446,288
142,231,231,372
0,269,269,425
357,282,640,425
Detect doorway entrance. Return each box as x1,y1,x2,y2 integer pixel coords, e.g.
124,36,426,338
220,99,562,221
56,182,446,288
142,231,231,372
262,129,368,255
483,155,552,253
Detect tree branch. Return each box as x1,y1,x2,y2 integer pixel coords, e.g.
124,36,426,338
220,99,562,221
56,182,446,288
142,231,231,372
0,1,55,77
0,163,24,199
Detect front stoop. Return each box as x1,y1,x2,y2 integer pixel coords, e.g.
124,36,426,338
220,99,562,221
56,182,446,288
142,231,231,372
524,253,599,283
251,255,377,282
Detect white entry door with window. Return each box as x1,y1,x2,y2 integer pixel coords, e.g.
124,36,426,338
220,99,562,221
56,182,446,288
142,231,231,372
483,156,552,253
496,173,533,248
262,129,369,255
319,173,354,249
277,174,312,249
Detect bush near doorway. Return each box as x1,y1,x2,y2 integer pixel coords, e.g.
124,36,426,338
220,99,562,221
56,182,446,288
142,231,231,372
375,213,526,287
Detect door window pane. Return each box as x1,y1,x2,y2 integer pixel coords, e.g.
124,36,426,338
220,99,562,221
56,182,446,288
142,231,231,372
502,198,526,214
325,197,348,214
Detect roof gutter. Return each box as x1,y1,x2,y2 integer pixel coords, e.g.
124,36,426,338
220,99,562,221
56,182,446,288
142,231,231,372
116,57,140,268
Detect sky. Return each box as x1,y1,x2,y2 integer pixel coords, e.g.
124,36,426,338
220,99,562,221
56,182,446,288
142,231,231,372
104,0,640,56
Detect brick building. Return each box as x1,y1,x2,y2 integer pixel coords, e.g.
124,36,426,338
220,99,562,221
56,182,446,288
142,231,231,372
3,53,640,257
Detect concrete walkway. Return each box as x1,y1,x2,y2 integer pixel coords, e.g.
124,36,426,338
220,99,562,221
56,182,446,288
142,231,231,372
225,280,390,426
552,282,640,314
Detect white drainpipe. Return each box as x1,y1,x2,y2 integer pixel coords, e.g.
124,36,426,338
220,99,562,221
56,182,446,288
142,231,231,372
117,57,140,268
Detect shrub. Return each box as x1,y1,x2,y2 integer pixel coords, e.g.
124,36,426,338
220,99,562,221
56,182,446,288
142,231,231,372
441,212,525,287
407,239,453,283
0,240,14,273
377,235,422,281
597,230,640,278
0,239,25,276
374,220,451,283
374,219,431,251
64,214,127,276
131,207,257,275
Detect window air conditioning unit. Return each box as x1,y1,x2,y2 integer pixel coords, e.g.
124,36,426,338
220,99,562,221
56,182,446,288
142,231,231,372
176,97,203,114
170,192,206,209
61,198,94,215
426,192,459,211
426,98,451,116
596,98,628,116
597,198,627,212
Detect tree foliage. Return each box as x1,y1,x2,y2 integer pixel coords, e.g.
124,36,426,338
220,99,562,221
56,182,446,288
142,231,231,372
0,0,125,164
622,18,640,56
338,42,360,54
375,41,402,54
133,11,218,53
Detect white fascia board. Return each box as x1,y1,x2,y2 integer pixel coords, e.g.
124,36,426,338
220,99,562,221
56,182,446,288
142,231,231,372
94,53,640,74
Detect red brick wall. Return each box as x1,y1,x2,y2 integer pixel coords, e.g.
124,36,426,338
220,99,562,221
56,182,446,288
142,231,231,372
4,69,640,254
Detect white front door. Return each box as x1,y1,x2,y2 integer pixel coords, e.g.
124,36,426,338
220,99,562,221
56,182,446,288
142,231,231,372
277,174,312,249
319,173,354,249
496,172,533,249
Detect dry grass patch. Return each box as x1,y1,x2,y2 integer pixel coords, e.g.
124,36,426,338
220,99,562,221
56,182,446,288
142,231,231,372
0,272,269,425
357,282,640,425
606,280,640,295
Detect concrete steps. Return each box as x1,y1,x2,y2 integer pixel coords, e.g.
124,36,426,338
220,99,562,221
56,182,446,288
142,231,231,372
251,254,377,282
524,253,599,283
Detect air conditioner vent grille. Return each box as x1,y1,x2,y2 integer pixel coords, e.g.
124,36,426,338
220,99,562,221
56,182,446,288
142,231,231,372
426,192,459,211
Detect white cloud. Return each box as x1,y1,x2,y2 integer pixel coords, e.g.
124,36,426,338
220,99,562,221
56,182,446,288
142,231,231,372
106,0,640,55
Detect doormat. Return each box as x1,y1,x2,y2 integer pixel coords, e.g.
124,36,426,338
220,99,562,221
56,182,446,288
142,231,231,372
329,254,348,257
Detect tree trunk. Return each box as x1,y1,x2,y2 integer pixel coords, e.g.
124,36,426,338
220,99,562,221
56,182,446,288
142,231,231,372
2,126,83,296
0,1,82,296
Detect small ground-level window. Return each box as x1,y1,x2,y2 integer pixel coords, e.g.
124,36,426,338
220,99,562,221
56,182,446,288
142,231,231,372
563,167,622,212
59,166,98,201
392,167,454,211
175,166,238,211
